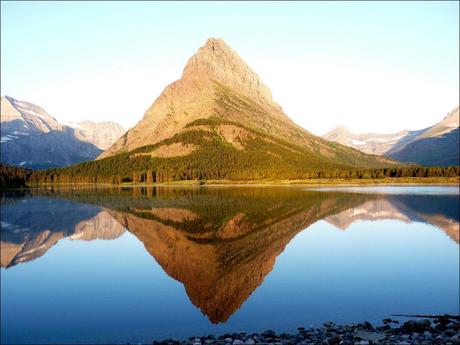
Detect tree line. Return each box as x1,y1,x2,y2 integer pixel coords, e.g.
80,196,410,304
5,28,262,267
0,164,33,189
1,163,458,189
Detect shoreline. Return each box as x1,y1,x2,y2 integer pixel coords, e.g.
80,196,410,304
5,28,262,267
4,176,459,190
152,316,459,345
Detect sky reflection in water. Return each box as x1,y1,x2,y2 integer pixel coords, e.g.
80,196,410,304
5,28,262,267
1,186,458,344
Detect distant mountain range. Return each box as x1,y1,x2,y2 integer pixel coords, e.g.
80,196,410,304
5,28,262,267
323,107,459,166
66,120,126,150
1,95,125,169
1,39,457,173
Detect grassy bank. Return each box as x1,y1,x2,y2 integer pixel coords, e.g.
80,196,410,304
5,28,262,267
14,176,458,189
200,176,460,186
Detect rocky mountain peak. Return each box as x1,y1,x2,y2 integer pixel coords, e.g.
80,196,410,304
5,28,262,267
419,106,459,139
1,95,62,133
334,124,353,134
182,38,274,107
443,106,459,126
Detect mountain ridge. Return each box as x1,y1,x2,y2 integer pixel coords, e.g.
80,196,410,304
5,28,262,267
323,106,459,166
1,95,125,168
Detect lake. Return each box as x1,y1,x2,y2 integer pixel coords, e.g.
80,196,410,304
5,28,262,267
1,185,458,344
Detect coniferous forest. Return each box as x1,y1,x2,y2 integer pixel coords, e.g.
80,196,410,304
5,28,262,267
1,161,459,189
1,118,459,189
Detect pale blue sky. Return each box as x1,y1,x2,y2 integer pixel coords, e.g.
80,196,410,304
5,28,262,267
1,1,459,134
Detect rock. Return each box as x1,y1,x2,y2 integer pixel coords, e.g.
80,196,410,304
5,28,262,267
355,341,369,345
354,330,385,342
435,323,447,331
377,325,390,331
402,319,431,332
149,317,459,345
360,322,374,331
327,335,341,345
417,319,431,330
423,331,432,340
451,334,460,345
438,317,450,325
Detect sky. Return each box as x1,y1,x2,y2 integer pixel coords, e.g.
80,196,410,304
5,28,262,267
1,1,459,135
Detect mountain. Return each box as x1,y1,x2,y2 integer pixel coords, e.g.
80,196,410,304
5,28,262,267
1,96,101,168
322,125,425,156
323,107,459,166
67,120,125,150
1,96,124,168
94,38,392,180
385,107,459,166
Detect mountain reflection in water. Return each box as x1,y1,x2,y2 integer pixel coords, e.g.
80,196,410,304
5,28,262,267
1,187,458,323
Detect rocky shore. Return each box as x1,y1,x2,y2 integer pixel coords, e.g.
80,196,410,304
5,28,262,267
153,316,459,345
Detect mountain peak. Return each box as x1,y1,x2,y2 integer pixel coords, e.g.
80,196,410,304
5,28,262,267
203,37,230,50
323,124,353,138
443,106,459,125
182,38,274,106
335,124,352,133
189,37,237,64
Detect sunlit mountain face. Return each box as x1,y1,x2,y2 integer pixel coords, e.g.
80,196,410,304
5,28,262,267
1,187,458,324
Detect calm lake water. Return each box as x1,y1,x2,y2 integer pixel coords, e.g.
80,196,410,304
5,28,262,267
1,186,459,344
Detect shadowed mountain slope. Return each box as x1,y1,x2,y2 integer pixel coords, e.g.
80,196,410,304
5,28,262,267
323,107,459,166
1,96,125,168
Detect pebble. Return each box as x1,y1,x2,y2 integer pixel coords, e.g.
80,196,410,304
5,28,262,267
151,316,459,345
354,330,385,342
451,333,460,345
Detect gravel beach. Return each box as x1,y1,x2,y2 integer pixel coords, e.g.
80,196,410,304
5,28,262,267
152,316,460,345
